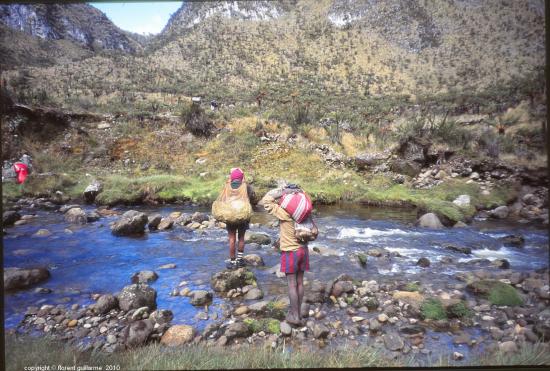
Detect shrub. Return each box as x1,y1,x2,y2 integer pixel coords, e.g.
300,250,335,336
488,282,523,306
447,301,473,319
421,298,447,320
181,102,215,137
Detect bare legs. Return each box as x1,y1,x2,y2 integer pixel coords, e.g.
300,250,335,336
228,228,237,259
286,271,305,325
237,225,245,254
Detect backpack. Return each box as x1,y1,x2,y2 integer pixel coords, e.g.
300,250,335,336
295,216,318,243
278,191,313,223
212,180,252,224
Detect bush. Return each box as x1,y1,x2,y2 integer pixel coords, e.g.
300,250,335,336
447,301,473,318
421,298,447,320
488,282,523,306
181,102,215,137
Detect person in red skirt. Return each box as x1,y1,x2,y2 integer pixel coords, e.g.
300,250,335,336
260,185,309,326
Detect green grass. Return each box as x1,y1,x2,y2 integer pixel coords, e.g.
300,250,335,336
265,301,286,320
94,174,225,205
488,282,523,306
7,334,549,369
404,282,421,292
5,334,404,370
447,301,473,319
421,298,447,320
243,318,281,335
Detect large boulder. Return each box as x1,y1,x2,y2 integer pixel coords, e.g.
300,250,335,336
3,211,21,226
244,254,265,266
124,319,154,347
305,280,326,303
244,231,271,245
131,271,159,284
416,213,444,229
84,180,102,203
354,152,389,171
161,325,196,346
383,331,405,351
117,284,157,311
93,294,118,314
111,210,148,236
4,267,50,291
211,268,256,292
64,208,87,225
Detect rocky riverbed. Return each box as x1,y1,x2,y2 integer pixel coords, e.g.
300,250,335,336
3,200,549,363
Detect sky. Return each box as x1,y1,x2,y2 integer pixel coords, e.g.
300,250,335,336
89,2,183,35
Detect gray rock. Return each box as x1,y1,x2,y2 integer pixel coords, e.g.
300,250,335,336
367,248,384,257
33,229,52,237
280,321,292,336
4,267,50,291
301,303,310,318
211,268,256,292
158,263,176,269
124,319,153,347
93,294,118,314
117,284,157,311
64,208,87,225
443,243,472,255
243,254,265,266
244,231,271,245
417,213,444,229
305,280,326,303
84,181,102,203
453,221,468,228
312,323,329,339
244,288,264,300
191,212,209,223
331,281,354,297
416,257,431,268
248,301,269,313
369,318,381,332
453,195,471,208
190,290,213,306
383,331,404,351
498,341,518,353
59,205,80,213
489,206,509,219
224,322,251,340
131,271,159,284
491,259,511,269
86,212,101,222
147,214,162,230
3,211,21,226
111,210,148,236
158,218,174,231
149,309,173,325
499,235,525,247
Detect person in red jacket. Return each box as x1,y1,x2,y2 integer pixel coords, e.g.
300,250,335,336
13,161,28,184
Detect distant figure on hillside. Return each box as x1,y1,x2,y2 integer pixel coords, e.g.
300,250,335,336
13,154,32,185
212,168,257,270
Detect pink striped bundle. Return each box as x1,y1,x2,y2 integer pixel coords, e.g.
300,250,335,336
278,192,313,223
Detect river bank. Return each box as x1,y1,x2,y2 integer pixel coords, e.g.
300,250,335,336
3,202,549,367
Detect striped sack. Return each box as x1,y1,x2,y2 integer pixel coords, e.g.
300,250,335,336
278,191,312,223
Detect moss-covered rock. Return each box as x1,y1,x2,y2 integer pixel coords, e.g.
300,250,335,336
243,318,281,334
466,280,523,306
447,301,473,319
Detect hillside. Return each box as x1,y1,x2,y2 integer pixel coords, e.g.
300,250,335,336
0,3,143,68
0,0,544,117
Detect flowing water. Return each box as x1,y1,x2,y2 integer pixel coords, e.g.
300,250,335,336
3,203,548,359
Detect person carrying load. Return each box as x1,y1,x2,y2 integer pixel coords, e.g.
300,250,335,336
212,168,257,270
260,182,318,326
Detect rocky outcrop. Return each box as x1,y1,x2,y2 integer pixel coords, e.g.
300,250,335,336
4,267,50,291
211,268,257,292
111,210,148,236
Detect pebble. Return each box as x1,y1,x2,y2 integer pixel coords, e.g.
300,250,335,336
99,326,108,334
83,323,92,329
453,352,464,360
378,314,389,323
107,334,117,344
